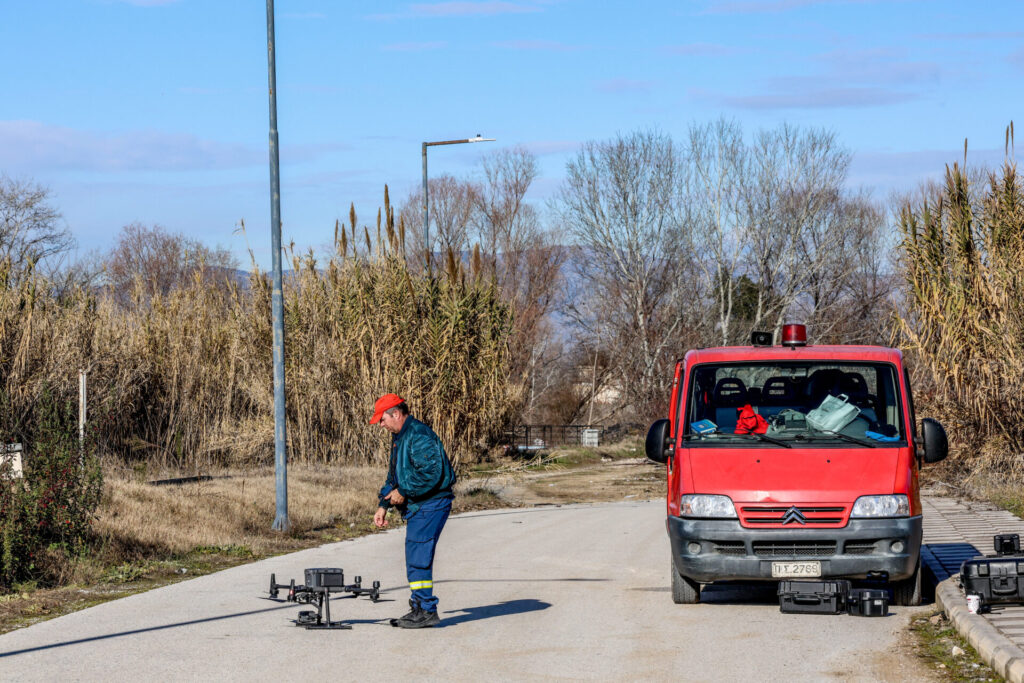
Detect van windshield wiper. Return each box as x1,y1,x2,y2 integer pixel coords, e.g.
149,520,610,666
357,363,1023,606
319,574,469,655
808,431,878,448
740,433,793,448
682,432,792,447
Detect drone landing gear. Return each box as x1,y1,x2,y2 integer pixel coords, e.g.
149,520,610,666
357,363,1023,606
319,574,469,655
294,594,352,630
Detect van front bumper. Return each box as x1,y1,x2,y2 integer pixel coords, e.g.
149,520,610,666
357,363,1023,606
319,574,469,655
666,515,922,583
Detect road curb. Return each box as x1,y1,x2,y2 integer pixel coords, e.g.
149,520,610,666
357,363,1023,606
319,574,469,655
936,576,1024,682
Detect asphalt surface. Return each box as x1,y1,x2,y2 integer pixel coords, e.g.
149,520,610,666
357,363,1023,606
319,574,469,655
0,501,931,682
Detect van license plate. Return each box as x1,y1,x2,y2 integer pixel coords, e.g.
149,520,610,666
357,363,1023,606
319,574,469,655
771,561,821,578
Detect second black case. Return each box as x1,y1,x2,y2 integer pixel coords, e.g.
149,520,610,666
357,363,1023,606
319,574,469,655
847,588,889,616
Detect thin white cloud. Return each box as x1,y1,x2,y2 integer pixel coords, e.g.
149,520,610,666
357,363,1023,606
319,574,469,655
850,146,1009,192
708,45,938,111
814,48,941,85
1009,47,1024,72
717,87,916,109
0,120,345,173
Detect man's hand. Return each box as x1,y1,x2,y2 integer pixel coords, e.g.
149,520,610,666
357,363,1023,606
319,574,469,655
385,489,406,505
373,507,388,528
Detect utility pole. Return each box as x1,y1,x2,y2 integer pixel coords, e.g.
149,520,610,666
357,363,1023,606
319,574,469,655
266,0,289,532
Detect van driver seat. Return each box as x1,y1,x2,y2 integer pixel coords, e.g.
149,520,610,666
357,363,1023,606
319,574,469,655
712,378,748,433
806,369,844,403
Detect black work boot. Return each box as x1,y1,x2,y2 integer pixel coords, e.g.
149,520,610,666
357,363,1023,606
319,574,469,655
389,600,421,627
395,608,439,629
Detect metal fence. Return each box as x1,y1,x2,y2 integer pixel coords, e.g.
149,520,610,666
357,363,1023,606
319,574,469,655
504,425,605,450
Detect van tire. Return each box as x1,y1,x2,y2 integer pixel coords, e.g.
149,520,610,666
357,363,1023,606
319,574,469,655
671,558,701,604
892,557,922,606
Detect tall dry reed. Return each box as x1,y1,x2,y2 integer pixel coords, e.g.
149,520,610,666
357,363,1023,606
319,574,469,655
0,189,522,471
897,130,1024,477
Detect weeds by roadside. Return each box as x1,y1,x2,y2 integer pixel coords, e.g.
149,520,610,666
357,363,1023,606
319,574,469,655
912,610,1002,682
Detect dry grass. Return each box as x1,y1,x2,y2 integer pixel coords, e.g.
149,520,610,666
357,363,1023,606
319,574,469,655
94,463,384,559
92,460,510,562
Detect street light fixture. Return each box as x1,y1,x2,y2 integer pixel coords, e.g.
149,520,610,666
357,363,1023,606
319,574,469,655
422,135,495,271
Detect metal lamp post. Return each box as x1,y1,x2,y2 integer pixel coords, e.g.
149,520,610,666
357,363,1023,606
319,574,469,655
421,135,495,271
266,0,289,532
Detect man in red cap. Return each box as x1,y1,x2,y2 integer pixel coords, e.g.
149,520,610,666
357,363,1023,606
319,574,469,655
371,394,456,629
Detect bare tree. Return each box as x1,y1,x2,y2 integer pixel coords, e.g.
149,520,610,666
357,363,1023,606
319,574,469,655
105,222,238,304
794,192,892,344
555,130,696,417
686,121,866,345
473,147,540,260
472,148,566,419
399,174,479,267
686,119,751,346
0,176,74,282
743,124,853,340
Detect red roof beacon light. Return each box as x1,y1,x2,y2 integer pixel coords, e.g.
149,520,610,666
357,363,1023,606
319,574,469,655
781,323,807,347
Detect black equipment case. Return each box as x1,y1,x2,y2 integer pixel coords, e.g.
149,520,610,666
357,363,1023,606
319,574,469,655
847,588,889,617
960,533,1024,608
994,534,1021,555
778,580,851,614
961,556,1024,607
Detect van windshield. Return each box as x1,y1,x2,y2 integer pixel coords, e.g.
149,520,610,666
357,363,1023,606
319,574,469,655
684,362,906,446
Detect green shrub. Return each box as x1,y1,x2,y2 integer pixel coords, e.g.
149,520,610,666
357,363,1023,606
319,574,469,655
0,390,102,591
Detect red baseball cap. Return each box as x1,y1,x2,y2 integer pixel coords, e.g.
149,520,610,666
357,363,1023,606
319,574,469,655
370,393,405,424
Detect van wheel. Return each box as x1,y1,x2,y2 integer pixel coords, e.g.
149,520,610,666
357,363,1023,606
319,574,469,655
671,558,701,604
892,557,922,606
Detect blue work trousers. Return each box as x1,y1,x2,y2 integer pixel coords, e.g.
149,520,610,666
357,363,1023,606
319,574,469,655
405,496,452,613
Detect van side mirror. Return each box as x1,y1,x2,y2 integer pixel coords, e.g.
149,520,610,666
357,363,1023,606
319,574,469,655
920,418,948,464
645,419,672,464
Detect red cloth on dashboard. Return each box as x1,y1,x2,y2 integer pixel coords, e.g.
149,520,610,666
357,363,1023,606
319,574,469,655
734,404,768,434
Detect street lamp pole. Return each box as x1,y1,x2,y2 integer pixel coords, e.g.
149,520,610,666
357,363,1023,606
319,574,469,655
265,0,288,532
421,135,495,271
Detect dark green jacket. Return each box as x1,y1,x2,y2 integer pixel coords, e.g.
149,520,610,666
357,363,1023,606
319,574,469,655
378,416,456,517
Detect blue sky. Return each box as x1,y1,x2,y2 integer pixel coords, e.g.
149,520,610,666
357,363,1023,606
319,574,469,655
2,0,1021,268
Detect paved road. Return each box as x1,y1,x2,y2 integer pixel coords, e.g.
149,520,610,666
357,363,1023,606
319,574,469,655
0,501,931,682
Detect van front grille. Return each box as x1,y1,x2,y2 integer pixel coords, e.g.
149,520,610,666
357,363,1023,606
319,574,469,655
711,541,746,555
752,541,837,557
844,540,880,555
738,504,849,527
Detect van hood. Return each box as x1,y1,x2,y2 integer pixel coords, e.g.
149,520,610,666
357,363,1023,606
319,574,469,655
685,447,901,504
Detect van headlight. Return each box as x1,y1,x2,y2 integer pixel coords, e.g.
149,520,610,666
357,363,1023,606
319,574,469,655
850,495,909,518
680,494,737,518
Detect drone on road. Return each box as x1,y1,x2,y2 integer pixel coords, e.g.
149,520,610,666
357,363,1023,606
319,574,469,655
267,567,381,630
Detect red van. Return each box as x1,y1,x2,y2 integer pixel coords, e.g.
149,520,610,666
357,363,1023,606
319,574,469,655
645,325,948,605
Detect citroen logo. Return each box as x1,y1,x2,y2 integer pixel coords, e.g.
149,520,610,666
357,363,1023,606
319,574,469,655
781,506,807,525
